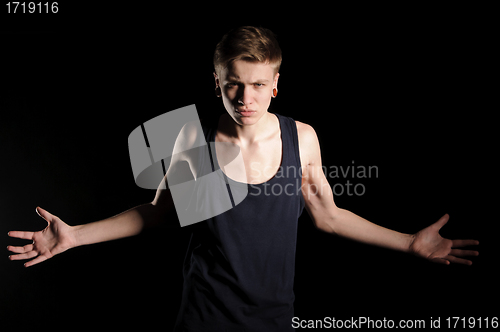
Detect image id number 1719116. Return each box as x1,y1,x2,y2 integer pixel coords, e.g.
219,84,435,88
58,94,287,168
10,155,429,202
6,2,58,13
444,317,498,329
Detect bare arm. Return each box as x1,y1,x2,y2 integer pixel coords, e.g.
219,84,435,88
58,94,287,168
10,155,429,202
73,120,200,246
297,122,412,252
7,120,202,267
7,178,175,267
73,184,174,246
297,121,478,264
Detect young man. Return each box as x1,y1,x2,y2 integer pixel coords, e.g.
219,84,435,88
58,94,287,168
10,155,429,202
8,26,479,331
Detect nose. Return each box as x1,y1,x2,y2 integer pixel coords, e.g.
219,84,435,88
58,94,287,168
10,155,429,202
237,85,253,106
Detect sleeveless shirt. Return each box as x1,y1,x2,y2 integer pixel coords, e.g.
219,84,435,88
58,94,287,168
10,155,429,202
174,113,305,332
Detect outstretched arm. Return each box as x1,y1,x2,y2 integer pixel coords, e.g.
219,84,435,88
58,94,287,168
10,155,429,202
72,180,174,247
7,120,202,267
8,178,174,267
297,122,479,265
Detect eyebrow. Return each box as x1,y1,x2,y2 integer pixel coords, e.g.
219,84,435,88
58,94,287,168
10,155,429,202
225,76,270,84
226,74,239,80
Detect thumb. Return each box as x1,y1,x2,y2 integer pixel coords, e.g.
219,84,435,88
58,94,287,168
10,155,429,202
433,213,449,230
35,206,54,224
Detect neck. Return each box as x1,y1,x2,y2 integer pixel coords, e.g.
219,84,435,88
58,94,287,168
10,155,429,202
220,112,275,144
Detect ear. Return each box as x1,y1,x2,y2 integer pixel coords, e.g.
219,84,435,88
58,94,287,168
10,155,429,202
273,72,280,89
214,71,222,97
213,71,220,88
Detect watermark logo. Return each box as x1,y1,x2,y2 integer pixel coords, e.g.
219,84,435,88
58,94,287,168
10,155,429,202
127,104,248,227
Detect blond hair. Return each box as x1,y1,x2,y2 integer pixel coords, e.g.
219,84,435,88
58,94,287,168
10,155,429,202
213,26,282,75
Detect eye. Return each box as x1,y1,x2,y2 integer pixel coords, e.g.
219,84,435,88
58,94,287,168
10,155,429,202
226,82,237,88
254,83,264,87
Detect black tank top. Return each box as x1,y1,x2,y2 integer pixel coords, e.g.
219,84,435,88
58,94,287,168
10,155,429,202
174,113,305,332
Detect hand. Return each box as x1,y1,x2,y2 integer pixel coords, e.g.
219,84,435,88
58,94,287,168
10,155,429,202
7,207,76,267
409,214,479,265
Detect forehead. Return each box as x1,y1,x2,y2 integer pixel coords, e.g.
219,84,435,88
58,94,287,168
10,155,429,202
221,60,275,81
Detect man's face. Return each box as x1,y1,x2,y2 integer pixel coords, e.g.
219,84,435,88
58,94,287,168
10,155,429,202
216,60,279,126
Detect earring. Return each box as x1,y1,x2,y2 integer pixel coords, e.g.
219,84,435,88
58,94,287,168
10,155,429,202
272,88,278,98
215,87,221,97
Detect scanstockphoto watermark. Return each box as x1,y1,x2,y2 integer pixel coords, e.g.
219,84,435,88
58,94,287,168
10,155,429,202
249,161,379,197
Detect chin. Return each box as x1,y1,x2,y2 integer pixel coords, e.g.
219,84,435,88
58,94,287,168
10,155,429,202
232,110,262,126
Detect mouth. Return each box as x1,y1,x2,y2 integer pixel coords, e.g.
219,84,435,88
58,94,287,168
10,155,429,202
235,109,256,117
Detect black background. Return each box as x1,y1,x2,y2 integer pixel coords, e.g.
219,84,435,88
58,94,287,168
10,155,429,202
1,4,497,331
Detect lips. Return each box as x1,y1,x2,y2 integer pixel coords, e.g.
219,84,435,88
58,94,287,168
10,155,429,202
236,109,256,117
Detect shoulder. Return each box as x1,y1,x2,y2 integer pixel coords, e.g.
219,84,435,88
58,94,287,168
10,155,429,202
295,120,319,148
295,120,321,167
172,119,206,156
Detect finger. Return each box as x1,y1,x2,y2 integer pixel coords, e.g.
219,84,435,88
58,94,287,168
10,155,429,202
9,251,38,261
430,258,450,265
450,249,479,257
433,214,449,230
25,255,48,268
452,239,480,248
446,255,473,265
7,244,34,254
7,231,34,240
36,206,54,223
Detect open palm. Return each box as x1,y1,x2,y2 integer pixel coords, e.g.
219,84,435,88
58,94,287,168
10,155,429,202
8,207,76,267
409,214,479,265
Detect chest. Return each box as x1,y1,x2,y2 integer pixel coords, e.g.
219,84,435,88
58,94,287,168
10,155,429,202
215,133,283,185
